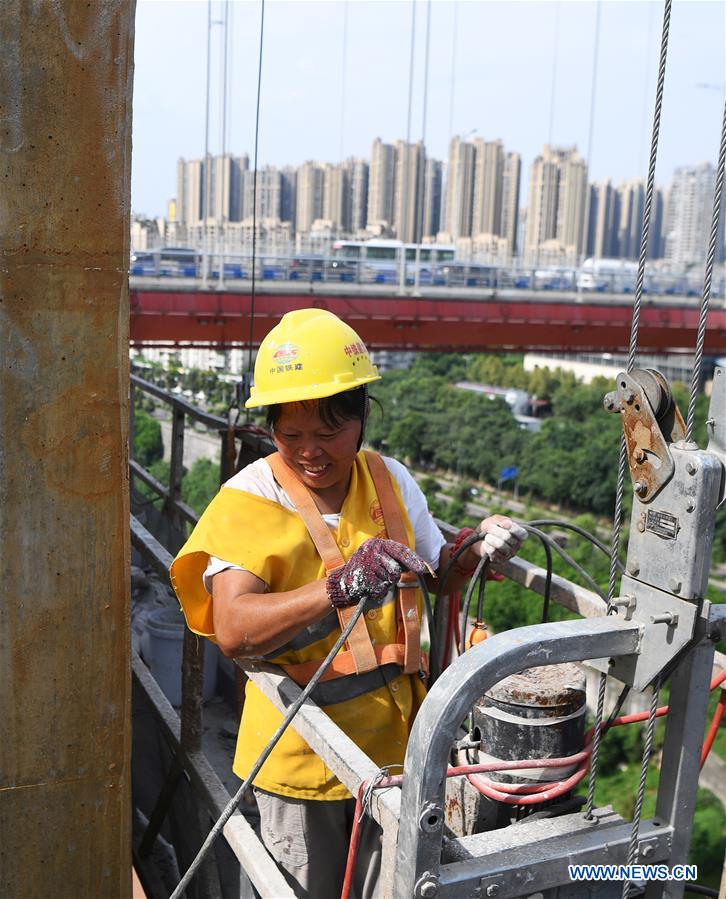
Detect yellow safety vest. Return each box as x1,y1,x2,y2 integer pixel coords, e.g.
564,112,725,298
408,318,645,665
170,450,428,800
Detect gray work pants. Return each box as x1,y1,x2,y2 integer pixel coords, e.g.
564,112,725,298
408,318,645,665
254,788,383,899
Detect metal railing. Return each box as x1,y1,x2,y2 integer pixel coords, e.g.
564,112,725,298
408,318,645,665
128,376,725,897
130,252,726,301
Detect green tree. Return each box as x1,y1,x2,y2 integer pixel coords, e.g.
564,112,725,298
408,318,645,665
182,458,221,516
134,408,164,467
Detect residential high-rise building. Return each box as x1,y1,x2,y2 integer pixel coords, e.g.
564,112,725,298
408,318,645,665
501,152,521,254
242,165,281,221
422,158,442,239
616,180,645,260
525,145,588,264
367,138,395,230
650,187,666,259
322,163,350,232
208,154,246,223
349,158,369,233
176,154,248,226
443,136,476,239
587,181,617,258
556,151,589,258
176,157,204,225
472,139,504,237
280,166,297,228
393,140,425,243
664,163,722,269
295,162,324,233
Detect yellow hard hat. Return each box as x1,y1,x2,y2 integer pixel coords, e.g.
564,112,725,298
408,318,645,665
245,308,380,408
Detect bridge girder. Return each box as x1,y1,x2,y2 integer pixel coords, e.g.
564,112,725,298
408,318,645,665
129,288,726,353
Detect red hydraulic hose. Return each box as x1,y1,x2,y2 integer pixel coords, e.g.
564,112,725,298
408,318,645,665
700,688,726,769
341,668,726,897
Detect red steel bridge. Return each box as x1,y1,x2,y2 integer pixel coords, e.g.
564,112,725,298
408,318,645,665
129,280,726,353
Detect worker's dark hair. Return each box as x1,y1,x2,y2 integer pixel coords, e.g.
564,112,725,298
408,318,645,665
266,385,370,433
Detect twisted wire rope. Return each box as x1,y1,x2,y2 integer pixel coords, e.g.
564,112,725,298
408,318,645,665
622,681,662,899
585,0,672,820
685,98,726,441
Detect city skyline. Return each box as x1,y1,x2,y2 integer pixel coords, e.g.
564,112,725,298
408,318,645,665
132,1,725,220
142,140,722,270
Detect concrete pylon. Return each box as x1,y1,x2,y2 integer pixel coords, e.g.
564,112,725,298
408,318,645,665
0,3,135,896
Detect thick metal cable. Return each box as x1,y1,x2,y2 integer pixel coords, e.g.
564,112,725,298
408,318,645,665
622,680,661,899
447,1,458,139
218,0,230,289
405,0,416,145
399,0,416,293
245,0,266,381
338,1,349,162
585,0,601,166
547,1,560,145
201,0,213,288
685,98,726,441
586,0,672,821
169,595,368,899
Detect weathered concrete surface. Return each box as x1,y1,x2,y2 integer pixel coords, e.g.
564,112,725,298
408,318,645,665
0,3,135,896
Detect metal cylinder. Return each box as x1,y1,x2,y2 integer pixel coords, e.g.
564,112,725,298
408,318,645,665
472,663,587,787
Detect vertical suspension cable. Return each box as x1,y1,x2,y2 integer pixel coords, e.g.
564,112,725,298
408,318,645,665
547,1,560,146
420,0,431,148
414,0,431,285
405,0,416,146
202,0,213,288
448,1,458,139
585,0,672,821
685,99,726,441
400,0,417,293
339,1,348,163
245,0,266,384
218,0,230,288
638,3,656,168
585,0,601,166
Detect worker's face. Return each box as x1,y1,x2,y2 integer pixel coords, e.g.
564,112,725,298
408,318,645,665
273,402,362,494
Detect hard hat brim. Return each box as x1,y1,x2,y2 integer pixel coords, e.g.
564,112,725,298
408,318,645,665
244,371,381,409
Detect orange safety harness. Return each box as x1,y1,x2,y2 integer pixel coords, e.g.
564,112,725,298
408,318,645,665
265,450,425,687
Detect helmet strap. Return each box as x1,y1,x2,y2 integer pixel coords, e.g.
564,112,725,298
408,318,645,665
357,385,369,452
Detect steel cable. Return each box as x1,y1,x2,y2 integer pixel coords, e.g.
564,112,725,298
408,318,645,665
245,0,266,388
587,0,672,821
169,593,368,899
622,679,662,899
685,98,726,441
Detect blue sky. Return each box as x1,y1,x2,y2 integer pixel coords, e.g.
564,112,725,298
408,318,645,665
132,0,725,218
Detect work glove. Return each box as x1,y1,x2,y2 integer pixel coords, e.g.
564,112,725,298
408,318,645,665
474,516,528,564
326,538,428,609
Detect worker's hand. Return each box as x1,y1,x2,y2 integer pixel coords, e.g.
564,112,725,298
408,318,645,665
474,516,527,564
326,538,428,609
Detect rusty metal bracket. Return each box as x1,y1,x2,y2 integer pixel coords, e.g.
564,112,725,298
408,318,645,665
604,369,686,503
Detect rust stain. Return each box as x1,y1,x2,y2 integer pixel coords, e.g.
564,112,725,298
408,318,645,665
487,664,586,709
21,384,122,498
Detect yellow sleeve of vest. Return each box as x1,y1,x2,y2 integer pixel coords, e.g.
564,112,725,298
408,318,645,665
169,487,316,637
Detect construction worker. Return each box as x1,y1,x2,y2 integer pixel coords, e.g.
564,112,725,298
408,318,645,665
171,308,526,898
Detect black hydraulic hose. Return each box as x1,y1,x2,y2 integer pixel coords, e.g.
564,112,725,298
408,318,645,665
683,885,719,898
433,530,487,609
527,519,626,575
169,594,369,899
518,524,554,623
525,525,607,601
